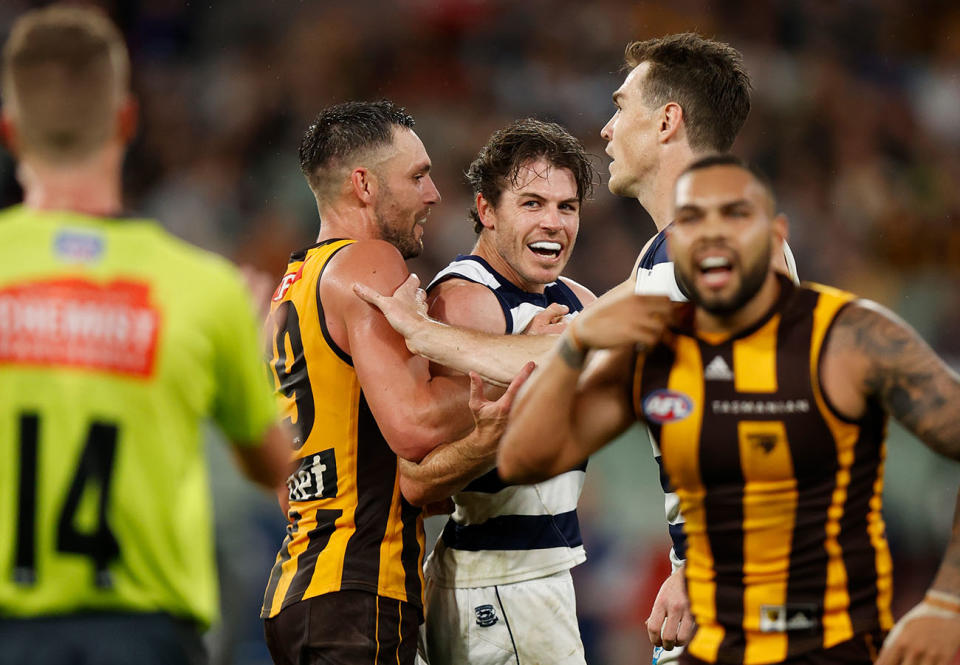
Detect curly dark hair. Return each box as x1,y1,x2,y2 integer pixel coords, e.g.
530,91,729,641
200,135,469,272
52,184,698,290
466,118,596,234
624,33,751,152
298,99,415,199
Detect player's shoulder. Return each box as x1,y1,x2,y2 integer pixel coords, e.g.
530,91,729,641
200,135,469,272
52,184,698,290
326,238,405,279
558,276,596,306
427,276,506,332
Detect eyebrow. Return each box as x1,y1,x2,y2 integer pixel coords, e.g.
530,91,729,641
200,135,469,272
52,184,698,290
412,161,431,174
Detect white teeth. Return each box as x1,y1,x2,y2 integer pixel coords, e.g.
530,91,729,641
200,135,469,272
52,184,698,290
699,256,731,270
529,241,562,252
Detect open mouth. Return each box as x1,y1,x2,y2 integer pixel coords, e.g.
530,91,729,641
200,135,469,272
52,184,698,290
698,255,734,288
528,241,562,260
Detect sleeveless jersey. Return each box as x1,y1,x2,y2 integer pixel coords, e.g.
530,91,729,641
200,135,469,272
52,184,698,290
0,205,277,628
424,255,587,587
260,239,425,618
633,277,894,665
635,228,800,570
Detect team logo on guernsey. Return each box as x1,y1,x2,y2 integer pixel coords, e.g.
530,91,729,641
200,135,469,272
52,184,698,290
474,604,499,627
643,390,693,424
53,229,104,263
287,448,338,502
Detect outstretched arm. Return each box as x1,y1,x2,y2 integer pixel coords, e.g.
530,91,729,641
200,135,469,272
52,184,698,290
354,274,571,384
497,290,674,483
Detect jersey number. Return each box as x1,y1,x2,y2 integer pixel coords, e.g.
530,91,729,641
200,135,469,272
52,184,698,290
272,301,314,450
14,413,120,589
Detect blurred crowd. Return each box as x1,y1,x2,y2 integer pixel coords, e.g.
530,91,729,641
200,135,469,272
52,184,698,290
2,1,958,664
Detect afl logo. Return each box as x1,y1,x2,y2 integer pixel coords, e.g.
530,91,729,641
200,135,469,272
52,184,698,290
643,389,694,424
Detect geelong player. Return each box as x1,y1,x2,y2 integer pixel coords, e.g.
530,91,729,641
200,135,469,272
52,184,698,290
498,155,960,665
412,119,595,665
0,7,291,664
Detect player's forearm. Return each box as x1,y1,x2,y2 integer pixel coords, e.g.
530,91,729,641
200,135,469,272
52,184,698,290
406,317,556,385
398,432,496,506
498,336,585,483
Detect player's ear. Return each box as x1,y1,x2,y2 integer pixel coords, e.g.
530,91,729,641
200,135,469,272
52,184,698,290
772,213,789,244
350,168,376,204
0,112,20,156
659,102,684,144
476,193,496,231
116,95,139,145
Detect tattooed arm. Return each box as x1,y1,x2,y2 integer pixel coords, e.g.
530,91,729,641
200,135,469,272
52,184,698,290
821,300,960,460
823,302,960,665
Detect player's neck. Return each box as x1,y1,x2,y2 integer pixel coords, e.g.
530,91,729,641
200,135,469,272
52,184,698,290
19,148,124,217
643,144,701,232
315,202,379,243
695,271,782,337
472,235,546,294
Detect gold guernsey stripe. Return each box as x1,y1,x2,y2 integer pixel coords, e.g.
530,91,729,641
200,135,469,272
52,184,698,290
808,288,857,647
869,443,894,630
738,420,796,665
733,316,780,394
661,337,725,662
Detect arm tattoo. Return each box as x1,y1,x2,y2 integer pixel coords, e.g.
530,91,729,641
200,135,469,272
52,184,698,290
833,302,960,460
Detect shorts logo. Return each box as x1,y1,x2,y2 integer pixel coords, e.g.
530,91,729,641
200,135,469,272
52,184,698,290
643,390,694,424
474,604,498,627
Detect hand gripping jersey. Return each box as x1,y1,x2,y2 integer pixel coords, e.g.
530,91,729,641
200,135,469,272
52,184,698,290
633,276,894,665
424,255,587,587
260,239,425,619
0,206,276,628
635,228,800,572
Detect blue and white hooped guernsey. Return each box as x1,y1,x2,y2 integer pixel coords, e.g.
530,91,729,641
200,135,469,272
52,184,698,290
635,227,800,572
424,254,588,587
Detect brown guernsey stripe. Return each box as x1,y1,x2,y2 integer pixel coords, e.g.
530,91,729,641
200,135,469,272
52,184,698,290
261,511,301,617
399,496,423,611
838,400,885,635
342,393,400,591
289,508,343,602
777,288,837,657
697,341,746,664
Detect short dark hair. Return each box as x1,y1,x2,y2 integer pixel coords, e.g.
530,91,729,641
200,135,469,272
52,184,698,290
624,33,751,152
466,118,596,233
2,5,130,162
679,153,776,211
298,100,415,199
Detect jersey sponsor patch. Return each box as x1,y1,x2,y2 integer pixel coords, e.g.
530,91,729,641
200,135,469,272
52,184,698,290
53,229,105,263
287,448,338,502
272,261,309,302
642,389,694,424
0,278,160,377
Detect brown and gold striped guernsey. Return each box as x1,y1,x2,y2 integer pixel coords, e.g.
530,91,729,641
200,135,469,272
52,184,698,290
633,276,893,665
260,239,424,619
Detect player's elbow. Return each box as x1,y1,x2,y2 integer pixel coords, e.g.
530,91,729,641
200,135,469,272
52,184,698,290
398,474,446,507
497,441,554,485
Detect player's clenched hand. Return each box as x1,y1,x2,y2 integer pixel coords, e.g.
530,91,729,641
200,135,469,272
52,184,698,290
572,291,674,351
469,362,536,449
523,303,570,335
353,273,429,340
647,567,695,650
876,601,960,665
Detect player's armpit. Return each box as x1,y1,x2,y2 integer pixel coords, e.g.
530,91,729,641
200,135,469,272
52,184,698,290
822,301,960,461
327,240,474,461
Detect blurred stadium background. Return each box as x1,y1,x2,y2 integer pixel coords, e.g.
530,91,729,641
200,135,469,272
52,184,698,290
1,1,958,663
